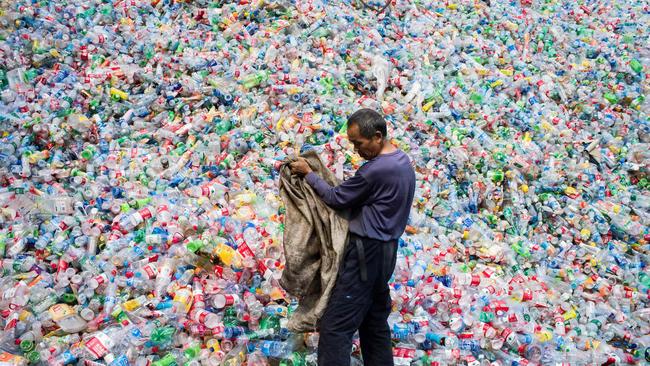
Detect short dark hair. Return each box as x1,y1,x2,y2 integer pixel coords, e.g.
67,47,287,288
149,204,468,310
347,109,387,139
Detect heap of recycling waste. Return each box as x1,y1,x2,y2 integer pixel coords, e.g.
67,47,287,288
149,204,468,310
0,0,648,364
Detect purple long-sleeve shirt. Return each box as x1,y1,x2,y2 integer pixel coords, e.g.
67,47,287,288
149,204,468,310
305,149,415,241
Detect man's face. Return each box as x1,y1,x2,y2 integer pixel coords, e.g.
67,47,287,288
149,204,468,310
347,123,383,160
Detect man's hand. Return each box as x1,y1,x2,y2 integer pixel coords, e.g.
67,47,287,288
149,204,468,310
289,158,312,177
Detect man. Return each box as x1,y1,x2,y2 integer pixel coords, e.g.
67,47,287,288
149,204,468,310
289,109,416,366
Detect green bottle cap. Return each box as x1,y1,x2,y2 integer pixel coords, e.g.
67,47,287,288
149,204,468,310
60,293,77,304
20,339,35,352
27,350,40,363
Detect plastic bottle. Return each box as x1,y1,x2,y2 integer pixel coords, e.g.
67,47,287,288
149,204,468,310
48,304,88,333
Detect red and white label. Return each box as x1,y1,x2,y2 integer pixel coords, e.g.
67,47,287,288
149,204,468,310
258,260,272,280
85,333,112,358
214,266,224,278
93,274,108,287
57,259,70,275
190,308,210,324
501,327,513,341
157,205,169,215
139,208,153,220
470,274,481,286
237,243,255,259
141,264,158,279
4,313,18,331
393,347,416,358
193,292,205,308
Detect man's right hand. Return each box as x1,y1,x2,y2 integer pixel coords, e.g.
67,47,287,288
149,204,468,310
289,158,313,177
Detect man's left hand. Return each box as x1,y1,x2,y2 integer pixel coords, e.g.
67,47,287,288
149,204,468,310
289,158,312,176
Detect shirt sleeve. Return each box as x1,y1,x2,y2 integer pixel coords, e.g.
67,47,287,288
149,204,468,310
305,171,371,210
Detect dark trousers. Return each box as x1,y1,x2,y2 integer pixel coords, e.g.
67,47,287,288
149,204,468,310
318,233,398,366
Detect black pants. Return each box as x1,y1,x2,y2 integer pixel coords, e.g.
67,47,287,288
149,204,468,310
318,233,398,366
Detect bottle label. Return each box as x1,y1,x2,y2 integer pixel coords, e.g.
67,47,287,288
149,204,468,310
237,242,255,259
260,341,274,356
146,234,162,244
2,286,17,300
142,264,158,279
57,259,70,274
49,303,75,322
60,350,77,364
258,260,272,280
27,275,45,287
3,313,18,332
54,199,71,214
410,316,429,329
470,274,481,286
191,309,209,324
193,292,205,307
93,274,108,287
109,355,130,366
215,244,236,266
139,208,152,220
393,347,416,360
173,288,193,313
130,212,143,226
85,332,113,358
84,359,106,366
501,327,514,340
213,265,224,278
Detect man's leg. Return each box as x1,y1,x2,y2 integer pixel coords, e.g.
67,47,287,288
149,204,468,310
358,287,393,366
317,299,368,365
359,240,397,366
318,239,373,366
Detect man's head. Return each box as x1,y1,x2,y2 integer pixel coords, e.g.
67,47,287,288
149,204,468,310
346,109,388,160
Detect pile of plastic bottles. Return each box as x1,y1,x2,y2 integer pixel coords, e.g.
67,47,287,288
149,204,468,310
0,0,648,364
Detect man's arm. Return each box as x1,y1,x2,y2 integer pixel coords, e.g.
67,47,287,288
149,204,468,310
305,172,370,210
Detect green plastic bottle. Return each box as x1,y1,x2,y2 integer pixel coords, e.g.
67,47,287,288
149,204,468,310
184,344,202,360
488,170,504,183
241,71,269,89
279,351,306,366
186,240,204,253
629,59,643,74
0,234,6,256
604,92,618,104
152,354,177,366
214,118,233,135
150,326,177,346
0,69,7,89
